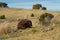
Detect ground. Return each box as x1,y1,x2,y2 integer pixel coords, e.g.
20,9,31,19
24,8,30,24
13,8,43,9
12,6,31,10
0,8,60,40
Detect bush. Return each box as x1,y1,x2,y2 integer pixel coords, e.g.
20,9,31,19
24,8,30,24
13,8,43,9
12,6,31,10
39,13,48,21
42,7,47,10
0,15,6,19
17,19,32,30
39,13,54,26
31,13,34,17
33,4,42,9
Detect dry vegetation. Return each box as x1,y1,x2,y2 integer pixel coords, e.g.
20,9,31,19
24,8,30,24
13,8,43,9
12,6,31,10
0,8,60,40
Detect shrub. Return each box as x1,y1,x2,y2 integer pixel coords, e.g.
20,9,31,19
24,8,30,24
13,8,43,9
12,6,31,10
0,15,6,19
39,13,54,26
42,7,47,10
33,4,42,9
39,13,48,21
31,13,34,17
17,19,32,30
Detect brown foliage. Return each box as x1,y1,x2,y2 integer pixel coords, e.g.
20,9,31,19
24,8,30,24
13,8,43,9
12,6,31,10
17,19,32,29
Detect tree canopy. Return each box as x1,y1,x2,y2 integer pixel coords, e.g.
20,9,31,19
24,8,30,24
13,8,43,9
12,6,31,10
0,2,8,8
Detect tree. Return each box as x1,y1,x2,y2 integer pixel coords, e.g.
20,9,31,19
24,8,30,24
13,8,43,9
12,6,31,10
42,7,47,10
0,2,8,8
33,4,42,9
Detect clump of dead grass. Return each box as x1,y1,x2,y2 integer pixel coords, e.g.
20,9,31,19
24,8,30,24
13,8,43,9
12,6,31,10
0,21,16,35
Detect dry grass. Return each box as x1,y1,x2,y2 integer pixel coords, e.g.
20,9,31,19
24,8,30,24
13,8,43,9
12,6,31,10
0,8,60,40
0,21,11,35
0,21,17,35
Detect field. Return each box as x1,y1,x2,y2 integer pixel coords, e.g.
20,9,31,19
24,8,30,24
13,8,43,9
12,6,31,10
0,8,60,40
